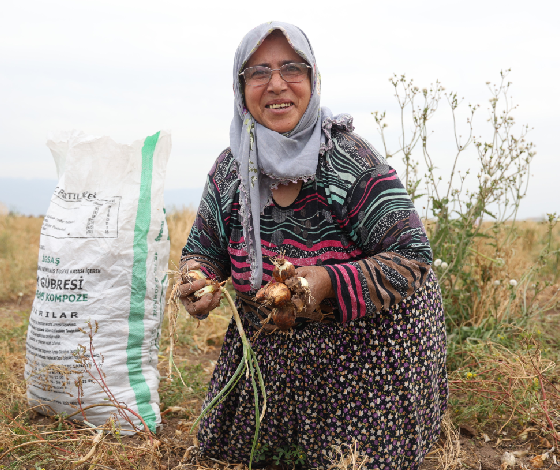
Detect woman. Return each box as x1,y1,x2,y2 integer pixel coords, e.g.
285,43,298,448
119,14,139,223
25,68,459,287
179,21,447,470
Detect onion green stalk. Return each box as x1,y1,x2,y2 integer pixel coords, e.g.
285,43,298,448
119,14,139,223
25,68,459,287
190,286,266,470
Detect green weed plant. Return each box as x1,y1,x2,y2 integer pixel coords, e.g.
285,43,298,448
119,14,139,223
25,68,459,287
253,442,307,468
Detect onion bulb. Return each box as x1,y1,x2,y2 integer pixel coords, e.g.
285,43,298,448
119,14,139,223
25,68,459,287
285,276,308,291
272,256,296,283
272,304,296,331
256,282,291,307
291,295,305,313
194,280,219,298
184,268,206,283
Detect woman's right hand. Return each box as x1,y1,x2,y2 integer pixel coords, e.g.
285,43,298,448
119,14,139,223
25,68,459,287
178,260,222,319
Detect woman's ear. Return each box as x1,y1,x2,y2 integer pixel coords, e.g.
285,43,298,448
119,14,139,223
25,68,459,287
239,78,247,108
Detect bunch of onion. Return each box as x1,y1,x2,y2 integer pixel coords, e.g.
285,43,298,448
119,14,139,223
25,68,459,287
255,256,311,330
167,267,265,470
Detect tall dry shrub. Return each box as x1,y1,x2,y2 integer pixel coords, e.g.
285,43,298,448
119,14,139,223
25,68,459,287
373,71,559,341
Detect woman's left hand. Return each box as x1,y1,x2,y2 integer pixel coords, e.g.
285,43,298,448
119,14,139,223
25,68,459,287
295,266,335,314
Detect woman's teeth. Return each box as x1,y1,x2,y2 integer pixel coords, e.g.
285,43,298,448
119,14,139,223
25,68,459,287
267,103,293,109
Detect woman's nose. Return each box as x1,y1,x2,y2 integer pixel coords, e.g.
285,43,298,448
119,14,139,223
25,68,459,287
267,70,287,91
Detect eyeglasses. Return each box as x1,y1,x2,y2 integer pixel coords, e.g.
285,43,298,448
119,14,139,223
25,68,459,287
239,63,311,87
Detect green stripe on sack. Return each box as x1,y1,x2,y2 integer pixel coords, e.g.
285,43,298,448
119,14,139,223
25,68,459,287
126,131,160,432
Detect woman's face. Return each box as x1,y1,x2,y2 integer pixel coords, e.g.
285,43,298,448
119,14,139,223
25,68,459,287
243,32,312,134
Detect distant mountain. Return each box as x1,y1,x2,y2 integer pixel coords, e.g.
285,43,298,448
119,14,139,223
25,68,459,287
164,187,203,211
0,178,203,216
0,178,58,216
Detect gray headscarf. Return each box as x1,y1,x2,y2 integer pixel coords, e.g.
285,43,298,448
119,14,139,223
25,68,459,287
230,21,353,290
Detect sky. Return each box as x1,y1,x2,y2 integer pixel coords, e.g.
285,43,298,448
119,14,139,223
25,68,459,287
1,0,559,218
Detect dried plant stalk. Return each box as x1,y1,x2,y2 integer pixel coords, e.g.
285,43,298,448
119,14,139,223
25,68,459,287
437,412,462,470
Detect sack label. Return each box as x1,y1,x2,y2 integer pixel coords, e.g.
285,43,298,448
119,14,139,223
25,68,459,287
41,194,121,239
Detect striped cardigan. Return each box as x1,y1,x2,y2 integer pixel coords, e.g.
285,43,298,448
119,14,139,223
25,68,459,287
182,128,432,324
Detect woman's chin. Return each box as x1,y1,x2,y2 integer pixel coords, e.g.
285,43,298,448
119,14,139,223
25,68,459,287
262,116,298,134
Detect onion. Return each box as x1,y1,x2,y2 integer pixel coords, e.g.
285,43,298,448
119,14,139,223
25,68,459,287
255,285,267,303
272,257,296,283
259,282,291,307
193,280,219,298
285,276,308,291
291,295,305,313
272,304,296,330
184,268,206,283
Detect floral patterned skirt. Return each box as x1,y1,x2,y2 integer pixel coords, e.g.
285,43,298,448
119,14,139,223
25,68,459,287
197,271,448,470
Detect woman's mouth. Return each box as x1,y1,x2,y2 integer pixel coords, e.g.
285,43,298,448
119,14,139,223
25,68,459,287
265,102,294,109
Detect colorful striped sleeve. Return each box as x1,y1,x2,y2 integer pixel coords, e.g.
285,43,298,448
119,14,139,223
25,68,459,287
322,132,432,323
181,149,237,281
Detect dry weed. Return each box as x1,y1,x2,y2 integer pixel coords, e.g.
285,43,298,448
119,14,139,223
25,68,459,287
429,219,560,327
167,207,197,276
0,214,43,302
323,439,371,470
436,413,462,470
450,337,560,442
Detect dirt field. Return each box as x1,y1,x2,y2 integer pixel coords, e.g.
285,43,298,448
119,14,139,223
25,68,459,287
1,211,559,469
1,298,559,470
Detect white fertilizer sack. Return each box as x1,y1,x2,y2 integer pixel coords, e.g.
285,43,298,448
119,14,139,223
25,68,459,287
25,130,171,433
